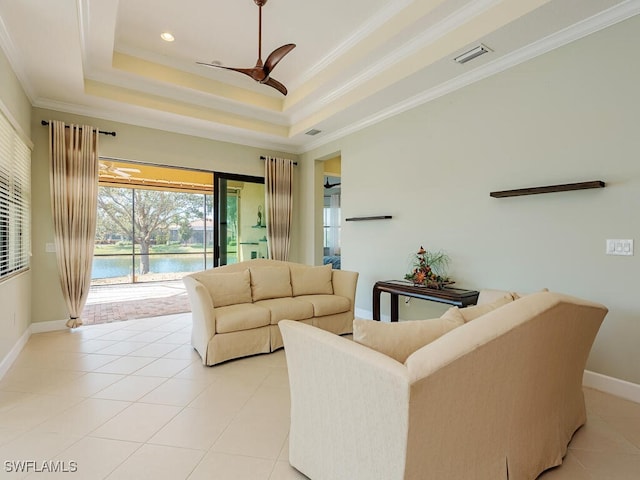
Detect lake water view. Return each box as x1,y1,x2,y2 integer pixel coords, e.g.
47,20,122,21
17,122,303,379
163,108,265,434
91,254,212,279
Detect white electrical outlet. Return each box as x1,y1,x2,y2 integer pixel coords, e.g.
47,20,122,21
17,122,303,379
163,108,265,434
606,239,633,256
45,243,56,253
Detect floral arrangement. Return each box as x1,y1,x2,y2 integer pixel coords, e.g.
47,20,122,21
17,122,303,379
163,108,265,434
405,246,452,289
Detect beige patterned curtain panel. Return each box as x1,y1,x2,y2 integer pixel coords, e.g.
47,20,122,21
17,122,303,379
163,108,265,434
265,156,294,261
49,121,99,328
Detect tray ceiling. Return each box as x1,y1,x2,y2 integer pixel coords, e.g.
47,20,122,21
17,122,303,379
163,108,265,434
0,0,637,153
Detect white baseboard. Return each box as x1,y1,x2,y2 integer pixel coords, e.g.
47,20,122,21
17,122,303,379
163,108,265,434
30,319,68,334
355,307,379,321
0,320,68,381
583,370,640,404
0,327,30,379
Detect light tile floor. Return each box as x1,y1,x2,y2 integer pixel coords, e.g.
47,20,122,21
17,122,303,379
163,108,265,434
0,313,638,479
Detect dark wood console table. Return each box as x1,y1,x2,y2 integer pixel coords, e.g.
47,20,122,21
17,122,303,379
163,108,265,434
372,280,480,322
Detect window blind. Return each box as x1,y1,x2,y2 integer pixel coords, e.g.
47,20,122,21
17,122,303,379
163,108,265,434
0,111,30,279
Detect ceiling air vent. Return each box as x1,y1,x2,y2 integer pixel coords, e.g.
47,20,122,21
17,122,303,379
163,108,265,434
305,129,322,136
454,44,491,64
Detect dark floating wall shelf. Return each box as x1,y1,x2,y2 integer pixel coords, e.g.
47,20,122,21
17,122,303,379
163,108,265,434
345,215,393,222
490,180,605,198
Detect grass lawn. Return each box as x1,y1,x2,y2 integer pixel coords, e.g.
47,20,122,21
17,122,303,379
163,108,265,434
94,243,210,255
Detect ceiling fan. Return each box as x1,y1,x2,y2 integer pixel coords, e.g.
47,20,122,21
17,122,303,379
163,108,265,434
99,161,141,178
197,0,295,96
324,178,341,189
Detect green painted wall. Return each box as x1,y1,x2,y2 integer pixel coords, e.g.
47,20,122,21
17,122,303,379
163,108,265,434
0,45,32,366
300,15,640,384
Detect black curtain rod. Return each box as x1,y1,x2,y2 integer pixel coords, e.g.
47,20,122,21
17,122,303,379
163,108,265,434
259,155,297,165
41,120,117,137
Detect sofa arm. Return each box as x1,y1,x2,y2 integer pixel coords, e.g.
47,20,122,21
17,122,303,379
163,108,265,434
183,276,216,365
398,292,608,479
331,269,358,308
279,320,409,480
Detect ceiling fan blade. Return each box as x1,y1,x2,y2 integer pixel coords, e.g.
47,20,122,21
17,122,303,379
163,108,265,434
264,44,296,76
197,62,265,82
263,77,288,96
196,2,294,96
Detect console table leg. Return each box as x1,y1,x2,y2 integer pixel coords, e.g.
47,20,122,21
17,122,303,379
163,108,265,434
391,294,399,322
373,287,382,321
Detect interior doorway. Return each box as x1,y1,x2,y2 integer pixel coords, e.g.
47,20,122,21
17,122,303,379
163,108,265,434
322,156,341,269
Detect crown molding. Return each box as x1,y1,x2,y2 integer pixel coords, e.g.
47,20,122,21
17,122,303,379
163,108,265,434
18,0,639,155
0,14,35,103
0,98,33,149
34,98,301,155
301,0,640,153
77,0,89,69
289,0,501,124
84,67,289,125
287,0,413,91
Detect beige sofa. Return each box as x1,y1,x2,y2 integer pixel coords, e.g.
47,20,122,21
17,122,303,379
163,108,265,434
280,290,607,480
184,259,358,366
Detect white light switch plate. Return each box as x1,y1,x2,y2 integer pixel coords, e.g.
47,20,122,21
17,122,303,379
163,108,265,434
45,243,56,253
606,239,633,256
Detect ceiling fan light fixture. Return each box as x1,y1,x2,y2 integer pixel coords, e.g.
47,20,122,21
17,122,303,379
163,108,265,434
454,44,491,64
196,0,295,95
160,32,175,42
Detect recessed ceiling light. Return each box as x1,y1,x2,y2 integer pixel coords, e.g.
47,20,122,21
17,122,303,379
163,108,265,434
160,32,175,42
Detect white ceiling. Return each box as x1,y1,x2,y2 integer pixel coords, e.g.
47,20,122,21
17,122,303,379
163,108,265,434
0,0,638,153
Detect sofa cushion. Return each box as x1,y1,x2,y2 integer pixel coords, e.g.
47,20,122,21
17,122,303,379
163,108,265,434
448,295,514,323
254,298,315,324
295,294,350,317
215,303,271,334
249,266,293,301
476,288,550,307
439,306,466,325
290,264,334,296
194,269,252,307
477,289,519,305
353,312,464,364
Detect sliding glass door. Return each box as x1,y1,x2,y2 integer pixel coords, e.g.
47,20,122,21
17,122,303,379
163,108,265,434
93,161,267,277
93,159,214,284
214,172,265,266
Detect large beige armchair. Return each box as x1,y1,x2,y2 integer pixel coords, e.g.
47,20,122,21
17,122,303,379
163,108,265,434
279,291,607,480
